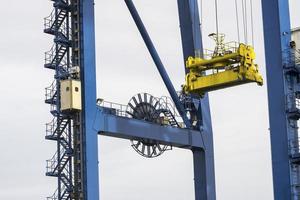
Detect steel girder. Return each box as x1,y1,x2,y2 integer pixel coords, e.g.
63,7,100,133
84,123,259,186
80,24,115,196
262,0,293,199
177,1,216,199
80,0,215,200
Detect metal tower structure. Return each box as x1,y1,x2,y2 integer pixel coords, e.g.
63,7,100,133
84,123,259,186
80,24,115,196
44,0,216,199
42,0,268,199
262,0,300,199
44,0,84,199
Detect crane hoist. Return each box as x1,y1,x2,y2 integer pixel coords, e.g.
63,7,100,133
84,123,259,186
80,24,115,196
183,33,263,96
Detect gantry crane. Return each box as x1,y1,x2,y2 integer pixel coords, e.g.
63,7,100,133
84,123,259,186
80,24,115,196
43,0,295,200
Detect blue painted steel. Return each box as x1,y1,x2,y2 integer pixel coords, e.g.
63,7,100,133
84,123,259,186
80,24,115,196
94,107,205,149
177,1,216,199
80,0,99,199
261,0,292,199
177,0,203,72
124,0,192,128
192,149,208,199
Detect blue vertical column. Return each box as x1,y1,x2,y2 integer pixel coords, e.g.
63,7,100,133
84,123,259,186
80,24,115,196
261,0,292,199
177,1,216,199
80,0,100,199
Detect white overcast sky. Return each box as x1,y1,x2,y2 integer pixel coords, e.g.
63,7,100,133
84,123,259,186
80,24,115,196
0,0,300,200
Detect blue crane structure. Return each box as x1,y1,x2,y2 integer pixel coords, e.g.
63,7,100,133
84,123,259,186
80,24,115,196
43,0,297,199
262,0,300,199
44,0,215,199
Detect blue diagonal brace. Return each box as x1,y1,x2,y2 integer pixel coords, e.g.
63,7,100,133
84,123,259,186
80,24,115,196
124,0,192,129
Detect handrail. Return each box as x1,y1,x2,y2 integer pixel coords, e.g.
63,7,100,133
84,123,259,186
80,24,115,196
286,93,300,112
97,96,185,124
97,100,130,118
45,80,56,101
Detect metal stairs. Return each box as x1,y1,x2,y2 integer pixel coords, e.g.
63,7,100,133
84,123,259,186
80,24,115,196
46,150,72,177
47,184,71,200
45,117,69,140
160,109,180,127
283,48,300,199
45,44,69,70
44,7,69,35
44,0,75,199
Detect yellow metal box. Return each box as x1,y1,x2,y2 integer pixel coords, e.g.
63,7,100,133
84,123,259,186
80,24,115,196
60,79,82,111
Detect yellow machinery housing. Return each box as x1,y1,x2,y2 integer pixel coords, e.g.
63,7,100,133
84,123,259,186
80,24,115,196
183,34,263,96
60,79,82,111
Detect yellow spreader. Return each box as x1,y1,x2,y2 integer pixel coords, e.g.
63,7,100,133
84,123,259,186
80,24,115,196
183,34,263,96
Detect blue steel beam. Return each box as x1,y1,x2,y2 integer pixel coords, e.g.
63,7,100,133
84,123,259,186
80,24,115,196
94,107,206,149
124,0,192,128
177,1,216,199
261,0,292,199
80,0,99,199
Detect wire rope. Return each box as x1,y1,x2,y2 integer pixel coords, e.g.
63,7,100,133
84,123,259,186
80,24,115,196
214,0,219,37
200,0,203,25
193,0,200,57
241,0,247,44
250,0,255,47
235,0,241,43
244,0,248,44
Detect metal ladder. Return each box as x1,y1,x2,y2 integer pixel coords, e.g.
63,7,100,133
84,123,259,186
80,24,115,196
160,109,180,127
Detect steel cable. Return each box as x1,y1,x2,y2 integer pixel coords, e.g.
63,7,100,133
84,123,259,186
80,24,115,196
250,0,255,47
235,0,241,43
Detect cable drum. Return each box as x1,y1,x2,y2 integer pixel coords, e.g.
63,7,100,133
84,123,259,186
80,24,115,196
126,93,179,158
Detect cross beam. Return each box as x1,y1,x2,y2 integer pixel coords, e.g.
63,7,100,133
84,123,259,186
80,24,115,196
79,0,216,199
124,1,216,199
94,107,206,149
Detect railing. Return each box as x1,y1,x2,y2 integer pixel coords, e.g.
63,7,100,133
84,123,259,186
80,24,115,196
282,48,300,68
46,118,56,138
289,137,300,155
46,147,69,175
291,165,300,199
47,187,58,200
45,80,56,102
46,184,69,200
44,8,70,35
286,93,300,112
97,95,185,125
45,44,56,66
46,118,71,142
203,41,239,59
97,100,130,117
46,151,59,175
50,104,57,115
44,9,55,31
159,96,180,117
45,32,71,68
